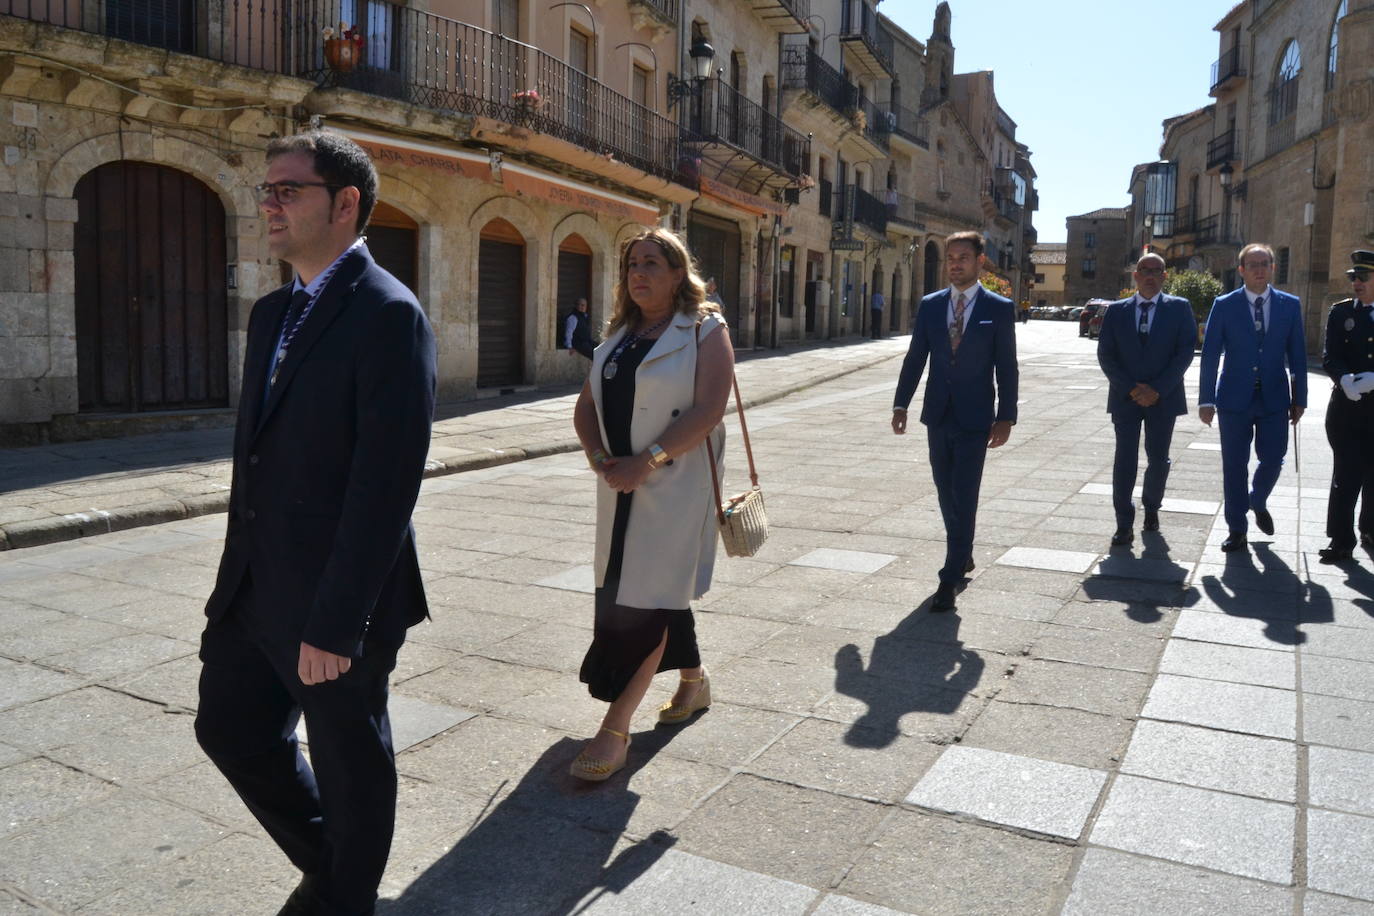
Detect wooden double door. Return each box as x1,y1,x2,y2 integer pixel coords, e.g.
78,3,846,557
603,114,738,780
75,161,229,413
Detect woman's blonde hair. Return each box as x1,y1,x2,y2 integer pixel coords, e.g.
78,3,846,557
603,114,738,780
606,228,717,336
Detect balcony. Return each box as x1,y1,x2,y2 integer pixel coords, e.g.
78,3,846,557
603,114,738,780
884,190,920,229
1193,213,1242,247
988,188,1021,227
1209,46,1245,96
890,104,929,149
1206,129,1241,170
782,39,854,117
627,0,679,31
851,96,890,153
3,0,691,185
682,77,810,189
833,183,887,240
1266,80,1299,157
746,0,810,33
838,0,893,79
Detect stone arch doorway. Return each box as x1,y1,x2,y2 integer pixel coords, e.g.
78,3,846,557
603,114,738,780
367,201,419,296
556,234,593,349
923,240,941,299
478,218,526,388
74,161,228,413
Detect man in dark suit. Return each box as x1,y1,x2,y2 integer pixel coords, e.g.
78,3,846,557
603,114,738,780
892,231,1018,612
1198,243,1307,553
1318,249,1374,563
194,131,437,916
1096,252,1198,546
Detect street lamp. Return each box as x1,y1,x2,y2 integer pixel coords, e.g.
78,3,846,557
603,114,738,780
1218,163,1233,188
666,36,715,108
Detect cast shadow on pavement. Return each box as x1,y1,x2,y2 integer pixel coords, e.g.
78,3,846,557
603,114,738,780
833,606,984,750
379,731,687,915
1191,542,1332,645
1081,532,1195,625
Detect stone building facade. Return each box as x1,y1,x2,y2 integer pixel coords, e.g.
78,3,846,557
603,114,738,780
0,0,1034,438
1064,207,1129,305
1029,242,1066,308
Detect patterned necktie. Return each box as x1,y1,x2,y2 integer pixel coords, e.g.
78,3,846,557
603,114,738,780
950,292,967,353
272,289,313,387
1253,295,1265,347
1138,300,1152,347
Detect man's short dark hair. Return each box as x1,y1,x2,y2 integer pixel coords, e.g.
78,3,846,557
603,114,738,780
266,130,378,234
946,231,985,256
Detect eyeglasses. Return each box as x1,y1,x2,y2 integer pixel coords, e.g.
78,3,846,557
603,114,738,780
253,181,341,205
1353,272,1371,283
1136,267,1165,276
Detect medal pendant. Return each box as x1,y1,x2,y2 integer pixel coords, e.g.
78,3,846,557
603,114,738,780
603,361,618,381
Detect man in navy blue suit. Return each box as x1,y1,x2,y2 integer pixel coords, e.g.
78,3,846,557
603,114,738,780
195,131,436,915
1198,243,1307,553
1096,252,1197,546
892,231,1018,612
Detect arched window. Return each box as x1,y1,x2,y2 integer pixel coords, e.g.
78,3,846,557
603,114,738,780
1269,40,1301,125
1328,0,1348,91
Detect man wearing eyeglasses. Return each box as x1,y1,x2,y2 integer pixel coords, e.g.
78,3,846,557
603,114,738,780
1198,243,1307,553
1097,252,1198,547
195,131,436,916
1318,250,1374,563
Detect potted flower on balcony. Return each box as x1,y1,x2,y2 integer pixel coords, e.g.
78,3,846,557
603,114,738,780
512,89,544,116
797,174,816,191
323,23,365,73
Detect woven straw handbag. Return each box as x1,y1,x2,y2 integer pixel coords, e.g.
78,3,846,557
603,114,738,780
705,374,767,557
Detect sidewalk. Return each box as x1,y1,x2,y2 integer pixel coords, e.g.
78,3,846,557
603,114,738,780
0,336,909,550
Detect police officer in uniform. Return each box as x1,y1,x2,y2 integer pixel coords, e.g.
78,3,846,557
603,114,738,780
1319,250,1374,563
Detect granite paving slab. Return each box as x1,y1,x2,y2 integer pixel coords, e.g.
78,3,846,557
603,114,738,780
1141,673,1297,739
1158,640,1296,690
789,548,897,575
1169,610,1299,651
1307,809,1374,901
1061,847,1292,915
1120,719,1297,801
1308,746,1374,817
996,546,1102,574
1090,774,1295,883
572,848,820,915
1303,694,1374,753
904,745,1106,839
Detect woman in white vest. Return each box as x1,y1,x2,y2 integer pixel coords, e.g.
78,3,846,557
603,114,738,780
569,228,734,782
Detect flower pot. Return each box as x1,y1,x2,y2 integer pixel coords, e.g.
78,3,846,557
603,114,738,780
324,39,361,73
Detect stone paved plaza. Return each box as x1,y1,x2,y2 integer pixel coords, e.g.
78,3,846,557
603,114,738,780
2,322,1373,915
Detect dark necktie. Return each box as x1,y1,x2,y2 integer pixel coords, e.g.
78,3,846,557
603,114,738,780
1138,300,1152,347
1253,296,1265,347
951,292,967,353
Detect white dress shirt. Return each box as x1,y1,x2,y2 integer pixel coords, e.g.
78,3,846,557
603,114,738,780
1133,294,1158,336
946,283,980,330
1244,285,1273,331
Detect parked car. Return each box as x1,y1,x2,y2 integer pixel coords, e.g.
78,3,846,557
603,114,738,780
1086,298,1114,339
1069,306,1085,322
1079,299,1112,337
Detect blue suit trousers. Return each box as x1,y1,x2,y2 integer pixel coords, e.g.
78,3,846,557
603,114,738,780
1218,396,1289,533
1112,407,1177,527
928,419,989,584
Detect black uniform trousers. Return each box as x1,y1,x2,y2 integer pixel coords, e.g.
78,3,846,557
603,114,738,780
1325,394,1374,549
195,578,399,916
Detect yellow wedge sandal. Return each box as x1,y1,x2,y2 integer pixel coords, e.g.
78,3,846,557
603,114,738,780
658,671,711,724
569,727,630,782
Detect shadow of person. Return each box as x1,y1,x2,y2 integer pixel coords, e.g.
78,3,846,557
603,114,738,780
1078,569,1194,626
833,606,984,750
1192,542,1332,646
378,737,678,915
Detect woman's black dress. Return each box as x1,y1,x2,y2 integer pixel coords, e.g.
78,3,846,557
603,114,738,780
579,337,702,702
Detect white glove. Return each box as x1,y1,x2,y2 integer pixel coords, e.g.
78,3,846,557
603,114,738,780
1341,374,1361,401
1354,372,1374,396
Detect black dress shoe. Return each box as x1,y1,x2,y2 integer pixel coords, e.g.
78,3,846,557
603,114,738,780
931,583,957,613
1142,508,1160,532
1319,543,1355,564
1221,531,1247,552
1111,528,1134,547
1252,506,1275,536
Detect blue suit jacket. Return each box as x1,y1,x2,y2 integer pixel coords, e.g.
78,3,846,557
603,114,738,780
894,285,1018,430
1199,286,1307,413
205,245,438,657
1096,294,1197,416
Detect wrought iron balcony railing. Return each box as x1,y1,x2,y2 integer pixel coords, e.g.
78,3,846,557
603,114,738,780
885,190,919,227
851,96,890,152
627,0,679,28
683,77,809,180
4,0,689,183
781,39,854,117
1193,213,1242,247
891,105,929,148
838,0,893,76
1210,46,1245,93
1206,129,1240,169
834,183,887,236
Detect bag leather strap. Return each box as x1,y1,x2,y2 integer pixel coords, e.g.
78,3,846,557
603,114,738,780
698,318,759,523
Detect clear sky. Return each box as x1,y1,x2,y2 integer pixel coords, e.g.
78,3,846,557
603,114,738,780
885,0,1233,244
